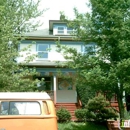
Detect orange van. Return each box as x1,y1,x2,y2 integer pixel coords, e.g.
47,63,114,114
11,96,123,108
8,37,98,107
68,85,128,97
0,92,58,130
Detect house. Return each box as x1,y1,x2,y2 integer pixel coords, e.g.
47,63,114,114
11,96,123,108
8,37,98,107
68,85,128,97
17,17,119,120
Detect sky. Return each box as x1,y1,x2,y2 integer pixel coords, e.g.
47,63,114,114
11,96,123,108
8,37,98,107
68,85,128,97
36,0,91,29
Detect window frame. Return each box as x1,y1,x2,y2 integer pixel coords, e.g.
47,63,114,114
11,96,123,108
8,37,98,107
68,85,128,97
58,78,73,90
36,44,49,59
57,26,65,34
81,44,96,55
0,101,42,115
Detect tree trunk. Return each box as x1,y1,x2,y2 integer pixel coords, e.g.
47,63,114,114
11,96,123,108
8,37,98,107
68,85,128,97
117,92,125,119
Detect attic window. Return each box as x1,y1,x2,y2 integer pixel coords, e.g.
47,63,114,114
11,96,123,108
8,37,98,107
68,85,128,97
57,26,64,34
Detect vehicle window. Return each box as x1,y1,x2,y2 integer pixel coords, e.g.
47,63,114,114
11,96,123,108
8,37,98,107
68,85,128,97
43,101,49,114
0,101,41,115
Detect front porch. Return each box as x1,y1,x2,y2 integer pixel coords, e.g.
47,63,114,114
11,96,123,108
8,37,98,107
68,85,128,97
34,69,80,121
35,68,77,104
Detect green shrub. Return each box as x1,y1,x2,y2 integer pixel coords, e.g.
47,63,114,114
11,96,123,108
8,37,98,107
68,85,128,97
56,107,71,122
85,94,118,122
124,110,130,120
75,109,87,121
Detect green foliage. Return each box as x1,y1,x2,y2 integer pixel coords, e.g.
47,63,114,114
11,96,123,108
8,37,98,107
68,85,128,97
85,94,118,122
77,85,95,107
0,0,45,91
58,122,108,130
124,110,130,120
76,76,95,107
75,109,87,121
56,107,71,122
57,0,130,119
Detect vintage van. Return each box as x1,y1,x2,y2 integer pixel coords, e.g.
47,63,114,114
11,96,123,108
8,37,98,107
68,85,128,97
0,92,58,130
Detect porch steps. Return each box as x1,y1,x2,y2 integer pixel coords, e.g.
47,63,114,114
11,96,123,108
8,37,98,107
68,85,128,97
55,103,80,121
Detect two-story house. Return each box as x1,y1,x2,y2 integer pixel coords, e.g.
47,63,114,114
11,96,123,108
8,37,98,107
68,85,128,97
17,18,119,120
17,18,90,120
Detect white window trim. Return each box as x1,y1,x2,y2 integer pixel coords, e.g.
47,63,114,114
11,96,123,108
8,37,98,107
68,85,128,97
53,25,75,35
57,26,66,34
36,44,49,60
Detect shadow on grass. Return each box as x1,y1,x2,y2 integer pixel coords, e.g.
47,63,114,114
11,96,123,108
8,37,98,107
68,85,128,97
58,121,108,130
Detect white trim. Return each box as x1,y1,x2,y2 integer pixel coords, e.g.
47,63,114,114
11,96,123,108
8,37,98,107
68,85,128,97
53,75,57,103
53,75,56,91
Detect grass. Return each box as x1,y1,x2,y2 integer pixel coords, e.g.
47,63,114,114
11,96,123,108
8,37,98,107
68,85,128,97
58,121,108,130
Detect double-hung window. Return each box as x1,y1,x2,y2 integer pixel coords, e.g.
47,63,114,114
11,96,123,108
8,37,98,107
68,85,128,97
37,44,49,59
57,26,64,34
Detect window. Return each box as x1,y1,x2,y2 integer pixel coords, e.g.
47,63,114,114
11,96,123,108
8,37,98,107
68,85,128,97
58,78,73,90
82,44,96,55
37,44,49,59
43,101,49,114
57,26,64,34
0,101,41,115
67,27,74,34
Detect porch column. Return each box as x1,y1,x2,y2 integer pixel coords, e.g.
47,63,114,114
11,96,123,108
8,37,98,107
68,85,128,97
53,75,57,104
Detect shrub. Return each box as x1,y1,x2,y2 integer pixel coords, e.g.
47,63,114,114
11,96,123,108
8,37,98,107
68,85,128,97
85,94,118,122
56,107,71,122
75,109,87,121
124,110,130,120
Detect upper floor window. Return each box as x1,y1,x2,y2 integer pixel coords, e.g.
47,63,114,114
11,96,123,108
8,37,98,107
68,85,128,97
37,44,49,59
53,25,75,35
82,44,96,55
57,26,64,34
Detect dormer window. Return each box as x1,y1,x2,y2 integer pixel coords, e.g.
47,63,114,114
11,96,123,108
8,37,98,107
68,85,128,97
53,24,75,35
57,26,64,34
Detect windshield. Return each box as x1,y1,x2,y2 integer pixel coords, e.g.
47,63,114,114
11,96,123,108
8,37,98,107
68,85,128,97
0,101,41,115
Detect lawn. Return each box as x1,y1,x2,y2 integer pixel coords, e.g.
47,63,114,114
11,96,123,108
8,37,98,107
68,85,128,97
58,121,108,130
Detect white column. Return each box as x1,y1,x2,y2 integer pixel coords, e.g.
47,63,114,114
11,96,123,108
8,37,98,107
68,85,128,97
53,75,57,104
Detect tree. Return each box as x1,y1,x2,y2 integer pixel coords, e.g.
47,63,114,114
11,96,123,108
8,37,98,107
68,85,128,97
57,0,130,119
0,0,45,91
85,94,118,122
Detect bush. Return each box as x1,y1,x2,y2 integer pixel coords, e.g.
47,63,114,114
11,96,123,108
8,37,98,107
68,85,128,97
85,94,118,122
75,109,87,121
124,110,130,120
56,107,71,122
